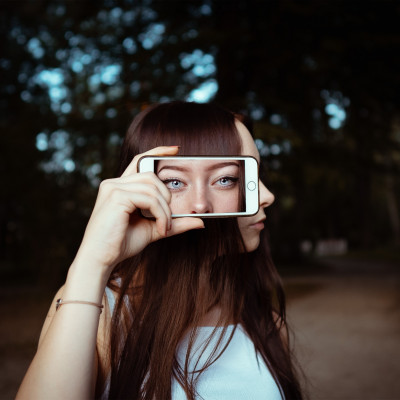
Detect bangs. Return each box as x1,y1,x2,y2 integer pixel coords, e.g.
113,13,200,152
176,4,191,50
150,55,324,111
132,102,242,156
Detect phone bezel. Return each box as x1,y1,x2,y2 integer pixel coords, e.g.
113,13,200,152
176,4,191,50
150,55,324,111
138,155,259,218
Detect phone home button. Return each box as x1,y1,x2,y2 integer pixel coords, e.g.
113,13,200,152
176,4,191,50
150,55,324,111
247,181,256,191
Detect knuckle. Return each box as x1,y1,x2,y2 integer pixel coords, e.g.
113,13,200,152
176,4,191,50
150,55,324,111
99,178,121,196
143,171,157,181
109,187,123,201
99,179,112,193
136,171,155,184
149,196,158,208
147,186,160,199
165,189,172,202
99,178,110,187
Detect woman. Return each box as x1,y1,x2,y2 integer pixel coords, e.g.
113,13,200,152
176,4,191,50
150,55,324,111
17,101,303,400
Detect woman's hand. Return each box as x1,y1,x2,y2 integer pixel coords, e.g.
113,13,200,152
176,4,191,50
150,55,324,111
75,146,204,274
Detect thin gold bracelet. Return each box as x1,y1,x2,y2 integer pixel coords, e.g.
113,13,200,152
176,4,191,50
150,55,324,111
56,298,104,313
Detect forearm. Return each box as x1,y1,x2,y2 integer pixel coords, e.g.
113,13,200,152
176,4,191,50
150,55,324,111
16,258,110,400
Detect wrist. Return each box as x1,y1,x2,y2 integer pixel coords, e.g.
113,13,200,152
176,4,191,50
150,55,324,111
62,257,111,304
73,243,117,276
74,240,119,274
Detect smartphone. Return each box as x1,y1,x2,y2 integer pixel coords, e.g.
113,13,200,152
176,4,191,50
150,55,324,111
138,156,259,217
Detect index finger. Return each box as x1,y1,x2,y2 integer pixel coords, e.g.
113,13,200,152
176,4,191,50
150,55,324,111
121,146,180,178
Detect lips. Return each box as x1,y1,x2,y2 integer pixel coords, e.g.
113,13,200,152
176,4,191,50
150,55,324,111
249,216,266,229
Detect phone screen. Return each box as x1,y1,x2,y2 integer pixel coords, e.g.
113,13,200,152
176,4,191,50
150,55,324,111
138,156,259,217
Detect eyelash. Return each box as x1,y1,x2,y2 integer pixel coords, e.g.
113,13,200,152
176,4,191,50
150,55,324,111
214,176,239,188
162,178,185,190
162,176,239,191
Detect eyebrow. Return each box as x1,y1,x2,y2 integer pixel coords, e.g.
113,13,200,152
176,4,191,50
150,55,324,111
158,161,240,174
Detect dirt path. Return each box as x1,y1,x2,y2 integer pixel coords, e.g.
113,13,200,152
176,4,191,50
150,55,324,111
285,259,400,400
0,287,52,400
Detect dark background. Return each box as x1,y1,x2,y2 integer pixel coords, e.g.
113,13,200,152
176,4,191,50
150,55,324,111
1,0,400,285
1,1,400,398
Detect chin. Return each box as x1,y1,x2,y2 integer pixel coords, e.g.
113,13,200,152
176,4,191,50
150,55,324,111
243,236,261,252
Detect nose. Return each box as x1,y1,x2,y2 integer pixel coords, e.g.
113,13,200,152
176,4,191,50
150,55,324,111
190,185,213,214
259,180,275,209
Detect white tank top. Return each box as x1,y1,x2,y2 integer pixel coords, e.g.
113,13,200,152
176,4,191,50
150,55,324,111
102,287,283,400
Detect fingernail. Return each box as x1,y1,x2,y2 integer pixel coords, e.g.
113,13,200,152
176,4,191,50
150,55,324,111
169,145,180,148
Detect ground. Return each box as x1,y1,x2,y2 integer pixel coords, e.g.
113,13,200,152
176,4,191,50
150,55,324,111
285,257,400,399
1,256,399,400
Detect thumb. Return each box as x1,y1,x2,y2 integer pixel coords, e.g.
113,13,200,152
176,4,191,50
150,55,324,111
167,217,205,237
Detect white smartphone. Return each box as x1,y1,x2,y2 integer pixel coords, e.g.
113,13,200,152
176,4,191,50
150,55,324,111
138,156,259,217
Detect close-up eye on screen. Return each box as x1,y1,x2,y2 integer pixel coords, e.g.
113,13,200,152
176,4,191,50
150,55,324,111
138,156,259,217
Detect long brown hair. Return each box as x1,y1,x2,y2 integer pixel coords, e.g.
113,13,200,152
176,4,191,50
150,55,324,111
103,102,302,399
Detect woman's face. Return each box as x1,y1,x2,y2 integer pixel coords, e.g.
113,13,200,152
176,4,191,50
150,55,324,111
235,120,275,252
156,159,241,214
